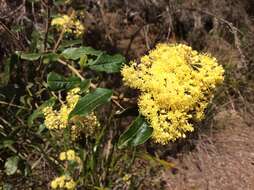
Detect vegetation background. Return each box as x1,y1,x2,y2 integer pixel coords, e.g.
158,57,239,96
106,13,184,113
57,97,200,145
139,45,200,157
0,0,254,189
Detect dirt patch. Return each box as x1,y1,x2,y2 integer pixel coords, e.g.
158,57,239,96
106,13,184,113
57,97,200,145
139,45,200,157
162,110,254,190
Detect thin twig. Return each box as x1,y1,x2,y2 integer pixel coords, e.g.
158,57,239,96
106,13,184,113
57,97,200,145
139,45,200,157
0,0,26,20
57,59,82,79
57,58,97,89
125,25,145,57
182,7,247,70
97,0,113,45
53,27,66,52
0,20,25,50
43,0,51,51
57,59,129,105
0,116,11,127
53,11,75,52
0,100,29,110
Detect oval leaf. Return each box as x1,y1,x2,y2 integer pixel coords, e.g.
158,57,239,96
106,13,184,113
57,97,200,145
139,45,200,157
118,116,153,149
5,156,20,175
20,53,42,61
47,72,82,91
88,54,125,73
69,88,112,120
61,47,102,60
42,53,59,64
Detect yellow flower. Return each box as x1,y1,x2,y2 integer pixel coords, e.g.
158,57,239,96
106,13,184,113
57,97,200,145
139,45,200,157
58,176,65,188
65,180,76,189
66,149,76,161
51,15,71,27
50,180,58,189
121,43,224,144
51,14,85,36
43,88,80,130
59,149,81,163
59,152,67,161
50,175,76,189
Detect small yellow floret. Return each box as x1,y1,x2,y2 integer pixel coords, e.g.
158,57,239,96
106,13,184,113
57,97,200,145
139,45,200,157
51,14,85,36
43,88,80,130
50,180,58,189
50,175,76,189
121,43,224,144
66,149,76,161
59,149,81,163
65,180,76,189
59,152,67,161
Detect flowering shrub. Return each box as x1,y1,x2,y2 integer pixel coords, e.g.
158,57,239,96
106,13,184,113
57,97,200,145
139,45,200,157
0,1,226,188
122,43,224,144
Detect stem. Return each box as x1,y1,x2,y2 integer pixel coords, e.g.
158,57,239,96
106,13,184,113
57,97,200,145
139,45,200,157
53,28,65,52
0,100,29,110
127,147,137,171
57,59,126,104
53,11,75,52
57,58,97,88
58,59,84,80
44,0,51,51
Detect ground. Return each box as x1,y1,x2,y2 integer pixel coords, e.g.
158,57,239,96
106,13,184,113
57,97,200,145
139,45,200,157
163,109,254,190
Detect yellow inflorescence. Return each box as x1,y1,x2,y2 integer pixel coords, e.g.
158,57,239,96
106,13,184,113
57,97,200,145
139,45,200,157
59,149,81,163
43,87,100,141
43,88,80,130
51,14,85,36
51,175,76,189
121,43,224,144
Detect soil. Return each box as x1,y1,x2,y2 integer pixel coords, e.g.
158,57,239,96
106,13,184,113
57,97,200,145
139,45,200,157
162,110,254,190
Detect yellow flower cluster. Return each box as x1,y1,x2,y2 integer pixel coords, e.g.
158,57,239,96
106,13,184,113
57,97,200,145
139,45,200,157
121,43,224,144
70,112,100,140
59,149,81,163
51,14,85,36
43,88,80,130
51,175,76,189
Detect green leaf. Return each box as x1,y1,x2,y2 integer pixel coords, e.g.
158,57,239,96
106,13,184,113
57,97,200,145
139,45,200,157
0,54,17,87
42,53,59,64
3,140,15,148
0,139,15,150
47,72,82,91
137,152,175,169
118,116,153,149
27,97,56,126
20,53,42,61
36,124,46,135
59,39,82,50
69,88,112,120
2,183,13,190
88,54,125,73
79,55,88,68
5,156,20,175
79,79,91,93
61,47,102,60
